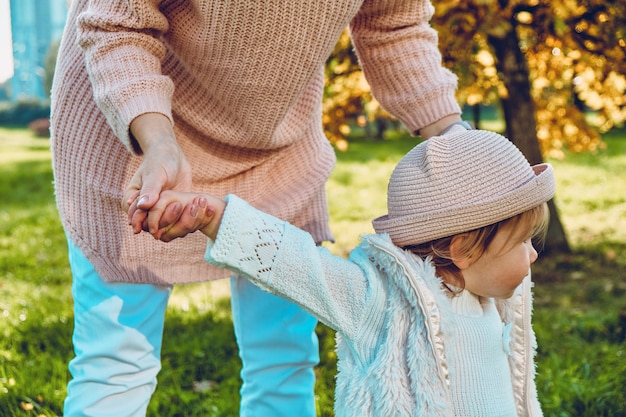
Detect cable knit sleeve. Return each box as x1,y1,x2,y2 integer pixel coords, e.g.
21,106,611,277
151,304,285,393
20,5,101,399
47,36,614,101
76,0,174,152
205,195,382,340
350,0,461,133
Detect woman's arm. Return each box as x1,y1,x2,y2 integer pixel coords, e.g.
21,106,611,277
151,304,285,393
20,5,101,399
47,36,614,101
75,2,194,228
350,0,462,137
76,0,174,152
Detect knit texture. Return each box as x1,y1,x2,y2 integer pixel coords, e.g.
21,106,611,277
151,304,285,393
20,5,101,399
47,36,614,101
50,0,460,284
446,292,517,417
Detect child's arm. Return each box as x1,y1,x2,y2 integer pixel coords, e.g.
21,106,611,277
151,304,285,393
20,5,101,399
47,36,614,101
203,195,388,346
146,193,385,345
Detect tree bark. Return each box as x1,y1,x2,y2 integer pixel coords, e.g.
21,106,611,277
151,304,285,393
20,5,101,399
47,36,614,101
488,26,571,254
472,105,481,130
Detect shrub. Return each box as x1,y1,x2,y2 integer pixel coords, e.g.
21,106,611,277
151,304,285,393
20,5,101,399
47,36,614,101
0,99,50,126
28,118,51,137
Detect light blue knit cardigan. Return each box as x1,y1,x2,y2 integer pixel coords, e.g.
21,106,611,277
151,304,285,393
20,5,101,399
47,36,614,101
206,195,543,417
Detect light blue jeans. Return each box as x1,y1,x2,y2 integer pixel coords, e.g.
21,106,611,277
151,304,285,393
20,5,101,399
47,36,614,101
64,239,319,417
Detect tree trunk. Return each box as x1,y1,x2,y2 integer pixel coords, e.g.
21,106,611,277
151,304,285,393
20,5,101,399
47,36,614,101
488,27,570,254
472,105,481,130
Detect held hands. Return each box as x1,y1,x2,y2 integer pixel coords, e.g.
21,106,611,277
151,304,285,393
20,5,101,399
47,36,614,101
130,190,226,242
122,113,224,242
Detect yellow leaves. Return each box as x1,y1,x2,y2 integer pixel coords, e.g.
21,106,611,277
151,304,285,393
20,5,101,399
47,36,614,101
583,40,597,51
20,402,34,411
563,122,579,137
535,106,603,158
334,138,349,152
573,68,626,130
483,66,498,78
486,20,512,39
323,29,394,148
567,49,582,60
516,11,533,24
446,0,623,155
559,0,586,17
466,93,483,106
335,30,352,50
324,2,624,155
574,21,588,34
574,67,595,84
497,84,509,99
476,50,495,67
333,60,351,75
533,76,551,90
339,124,351,136
579,90,604,111
433,0,461,18
606,72,626,95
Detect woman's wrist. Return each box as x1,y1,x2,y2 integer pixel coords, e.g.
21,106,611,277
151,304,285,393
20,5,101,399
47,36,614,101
130,112,176,154
418,114,464,139
437,121,474,136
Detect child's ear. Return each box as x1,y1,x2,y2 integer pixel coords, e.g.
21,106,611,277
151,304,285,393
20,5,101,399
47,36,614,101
450,234,472,270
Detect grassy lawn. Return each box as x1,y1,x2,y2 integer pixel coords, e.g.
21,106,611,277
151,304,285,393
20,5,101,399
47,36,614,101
0,125,625,416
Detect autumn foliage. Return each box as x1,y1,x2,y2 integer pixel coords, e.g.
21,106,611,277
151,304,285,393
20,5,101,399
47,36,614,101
324,0,626,158
323,31,388,151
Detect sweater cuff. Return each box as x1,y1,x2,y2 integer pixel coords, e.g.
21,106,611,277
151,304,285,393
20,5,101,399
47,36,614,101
204,194,286,283
403,89,462,135
104,84,174,155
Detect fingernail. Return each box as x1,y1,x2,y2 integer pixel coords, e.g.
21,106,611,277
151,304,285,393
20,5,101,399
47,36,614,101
126,192,136,206
198,197,207,208
138,196,148,206
190,205,198,218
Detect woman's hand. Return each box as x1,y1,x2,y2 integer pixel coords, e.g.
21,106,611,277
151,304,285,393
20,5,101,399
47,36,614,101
123,113,193,235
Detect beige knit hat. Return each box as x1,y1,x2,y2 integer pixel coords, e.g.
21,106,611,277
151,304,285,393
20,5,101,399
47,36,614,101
372,128,556,247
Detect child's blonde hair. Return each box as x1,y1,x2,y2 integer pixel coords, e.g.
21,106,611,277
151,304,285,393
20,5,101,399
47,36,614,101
404,202,550,291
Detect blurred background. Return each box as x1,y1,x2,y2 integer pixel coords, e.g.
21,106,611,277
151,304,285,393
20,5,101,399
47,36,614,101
0,1,625,416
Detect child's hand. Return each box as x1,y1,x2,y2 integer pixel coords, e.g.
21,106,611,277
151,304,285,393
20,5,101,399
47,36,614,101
141,191,225,242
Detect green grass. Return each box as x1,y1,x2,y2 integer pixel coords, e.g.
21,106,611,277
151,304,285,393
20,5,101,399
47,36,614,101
0,126,625,416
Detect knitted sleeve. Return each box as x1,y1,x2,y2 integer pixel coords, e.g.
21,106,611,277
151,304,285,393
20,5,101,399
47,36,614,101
206,195,380,339
350,0,461,133
76,0,174,152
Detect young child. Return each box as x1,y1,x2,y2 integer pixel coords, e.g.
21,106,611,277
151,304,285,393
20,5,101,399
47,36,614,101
140,127,555,416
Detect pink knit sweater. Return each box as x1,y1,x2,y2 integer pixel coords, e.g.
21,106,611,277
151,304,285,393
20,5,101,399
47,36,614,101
50,0,460,284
